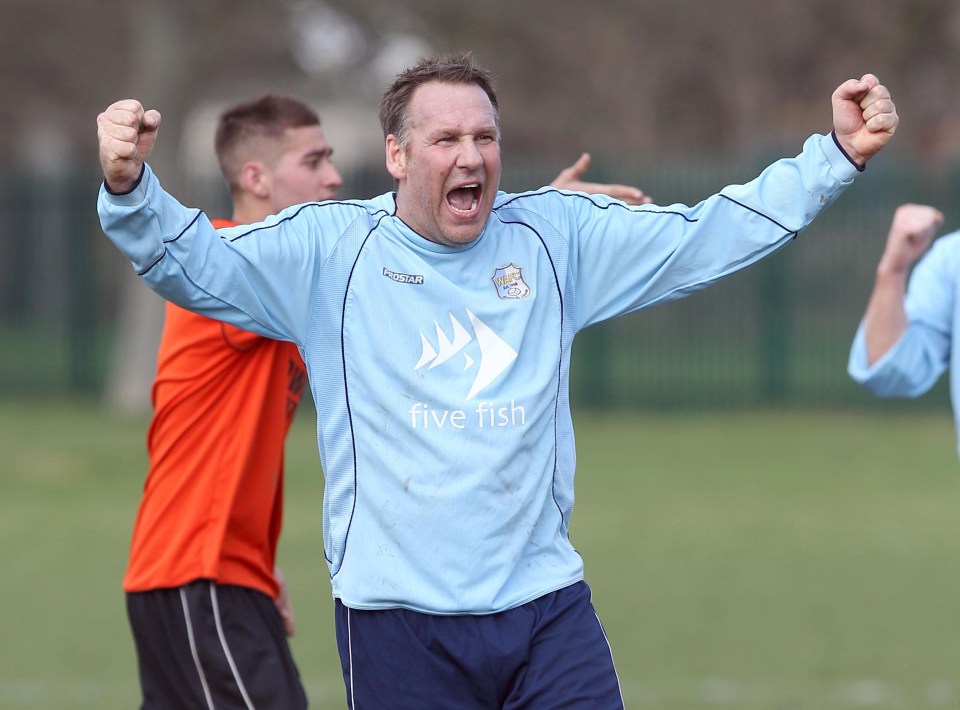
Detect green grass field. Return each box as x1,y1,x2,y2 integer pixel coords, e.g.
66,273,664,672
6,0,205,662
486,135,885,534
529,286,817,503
2,400,959,709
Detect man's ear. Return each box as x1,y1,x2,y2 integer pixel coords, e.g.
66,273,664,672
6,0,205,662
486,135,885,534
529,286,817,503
239,161,271,199
385,135,407,181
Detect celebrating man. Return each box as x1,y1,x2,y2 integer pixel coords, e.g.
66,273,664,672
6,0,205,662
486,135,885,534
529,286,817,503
98,53,896,708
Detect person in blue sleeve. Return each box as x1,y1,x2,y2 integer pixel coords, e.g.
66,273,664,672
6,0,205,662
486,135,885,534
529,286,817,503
98,52,897,709
846,204,960,446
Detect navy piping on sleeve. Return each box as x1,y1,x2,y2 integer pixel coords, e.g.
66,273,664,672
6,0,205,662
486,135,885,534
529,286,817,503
136,211,203,276
501,189,699,222
136,251,166,277
219,200,386,243
103,164,146,195
831,130,866,172
718,194,794,235
504,188,795,234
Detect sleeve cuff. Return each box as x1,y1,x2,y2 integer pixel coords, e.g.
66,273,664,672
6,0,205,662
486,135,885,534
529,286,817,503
100,164,150,207
830,131,865,173
103,163,146,195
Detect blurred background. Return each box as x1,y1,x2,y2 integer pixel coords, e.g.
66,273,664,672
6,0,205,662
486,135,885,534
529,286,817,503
4,0,960,409
4,1,960,708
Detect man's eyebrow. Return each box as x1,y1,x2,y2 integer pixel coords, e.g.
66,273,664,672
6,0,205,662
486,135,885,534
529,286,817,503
429,124,498,139
429,127,459,138
303,147,334,159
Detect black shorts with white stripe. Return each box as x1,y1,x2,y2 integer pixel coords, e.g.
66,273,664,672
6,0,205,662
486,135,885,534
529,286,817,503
126,579,308,710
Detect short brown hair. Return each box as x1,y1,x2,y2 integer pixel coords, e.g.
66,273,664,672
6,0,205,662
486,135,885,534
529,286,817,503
378,52,499,148
214,95,321,194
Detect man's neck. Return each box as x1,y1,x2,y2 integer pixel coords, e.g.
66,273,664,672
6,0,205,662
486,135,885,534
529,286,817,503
231,197,272,225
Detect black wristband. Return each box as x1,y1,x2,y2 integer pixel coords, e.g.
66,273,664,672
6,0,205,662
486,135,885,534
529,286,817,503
831,130,865,172
103,163,147,195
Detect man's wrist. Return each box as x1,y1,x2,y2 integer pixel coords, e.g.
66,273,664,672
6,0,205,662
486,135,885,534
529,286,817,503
103,164,146,196
831,130,866,172
875,257,910,283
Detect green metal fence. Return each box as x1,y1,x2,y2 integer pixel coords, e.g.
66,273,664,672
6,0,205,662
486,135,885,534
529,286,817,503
2,157,957,410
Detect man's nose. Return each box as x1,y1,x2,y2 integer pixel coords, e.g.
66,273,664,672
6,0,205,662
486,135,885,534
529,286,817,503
456,138,483,168
325,164,343,188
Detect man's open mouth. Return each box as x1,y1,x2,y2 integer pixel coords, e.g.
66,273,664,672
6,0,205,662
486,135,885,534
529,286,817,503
446,183,481,213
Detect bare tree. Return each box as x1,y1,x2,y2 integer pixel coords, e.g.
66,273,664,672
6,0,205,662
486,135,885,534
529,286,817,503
103,0,195,412
97,0,307,411
6,0,960,408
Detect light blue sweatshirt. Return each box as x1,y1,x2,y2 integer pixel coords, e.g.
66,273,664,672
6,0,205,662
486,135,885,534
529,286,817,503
100,132,859,614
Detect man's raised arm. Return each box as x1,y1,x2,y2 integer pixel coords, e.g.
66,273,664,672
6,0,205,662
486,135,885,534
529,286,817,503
862,204,944,364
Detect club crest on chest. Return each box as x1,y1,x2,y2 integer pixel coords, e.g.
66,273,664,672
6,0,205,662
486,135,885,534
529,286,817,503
491,263,530,300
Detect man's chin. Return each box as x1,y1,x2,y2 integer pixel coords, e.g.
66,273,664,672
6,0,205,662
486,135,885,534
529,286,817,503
437,216,486,246
440,229,483,247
